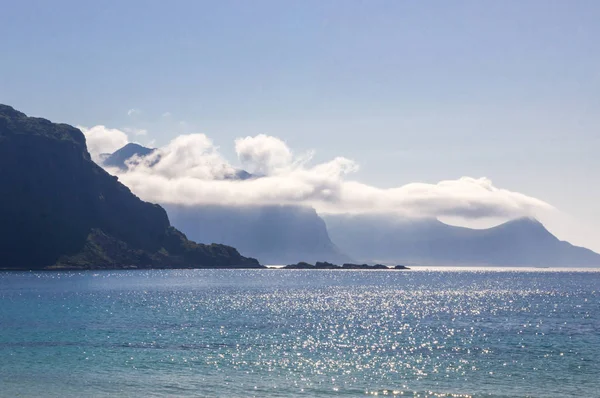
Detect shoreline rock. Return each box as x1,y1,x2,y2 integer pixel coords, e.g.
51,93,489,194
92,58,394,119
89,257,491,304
282,262,410,270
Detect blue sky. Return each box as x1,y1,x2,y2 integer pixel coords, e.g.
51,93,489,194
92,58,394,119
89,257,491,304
1,1,599,250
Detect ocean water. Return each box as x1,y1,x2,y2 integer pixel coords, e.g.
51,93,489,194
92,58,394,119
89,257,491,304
0,268,599,397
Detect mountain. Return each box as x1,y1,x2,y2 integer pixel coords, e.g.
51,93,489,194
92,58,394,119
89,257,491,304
103,143,350,265
102,142,155,169
165,204,351,265
324,214,600,267
0,104,261,270
102,143,254,180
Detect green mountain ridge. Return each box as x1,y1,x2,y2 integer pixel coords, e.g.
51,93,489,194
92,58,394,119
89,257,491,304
0,104,261,270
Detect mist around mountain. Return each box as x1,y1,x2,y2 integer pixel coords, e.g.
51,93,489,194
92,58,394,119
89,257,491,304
0,104,260,270
101,143,254,180
103,143,156,169
166,204,351,265
101,143,600,268
104,143,350,265
323,214,600,267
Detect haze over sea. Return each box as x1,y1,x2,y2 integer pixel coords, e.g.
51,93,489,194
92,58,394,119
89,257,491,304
1,268,599,397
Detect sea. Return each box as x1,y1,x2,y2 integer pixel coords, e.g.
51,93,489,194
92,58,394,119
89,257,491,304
1,268,599,397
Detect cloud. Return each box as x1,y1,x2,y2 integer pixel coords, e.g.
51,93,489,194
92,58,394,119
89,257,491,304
127,134,234,179
78,125,129,163
123,127,148,136
235,134,293,174
127,108,141,117
328,177,552,218
104,132,555,219
161,112,172,118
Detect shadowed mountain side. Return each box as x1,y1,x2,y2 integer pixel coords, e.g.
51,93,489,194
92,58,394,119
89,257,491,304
323,214,600,267
0,104,260,270
165,204,352,265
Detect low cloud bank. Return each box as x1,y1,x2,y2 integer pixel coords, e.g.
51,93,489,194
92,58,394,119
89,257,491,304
82,126,554,219
79,125,128,163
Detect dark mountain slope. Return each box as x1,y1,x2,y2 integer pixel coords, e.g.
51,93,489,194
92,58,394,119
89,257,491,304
324,214,600,267
0,104,260,270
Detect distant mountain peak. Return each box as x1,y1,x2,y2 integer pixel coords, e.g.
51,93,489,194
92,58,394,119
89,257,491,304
492,217,550,236
505,216,543,225
324,213,600,267
103,144,255,180
121,142,153,151
102,143,155,169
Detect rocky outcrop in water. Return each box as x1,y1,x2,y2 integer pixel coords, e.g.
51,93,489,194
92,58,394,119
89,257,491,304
283,262,408,270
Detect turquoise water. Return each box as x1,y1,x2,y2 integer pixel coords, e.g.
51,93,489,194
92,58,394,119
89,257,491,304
1,269,599,397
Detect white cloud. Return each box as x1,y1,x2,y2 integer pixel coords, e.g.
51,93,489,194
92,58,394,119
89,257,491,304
325,177,552,218
78,125,129,163
104,132,555,219
123,127,148,136
161,112,172,118
127,108,141,117
126,134,234,179
235,134,293,174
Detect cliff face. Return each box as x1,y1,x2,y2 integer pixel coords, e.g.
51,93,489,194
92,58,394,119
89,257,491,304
165,204,352,265
0,104,260,269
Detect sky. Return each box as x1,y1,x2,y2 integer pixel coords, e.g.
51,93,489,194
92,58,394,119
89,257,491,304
1,1,599,251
